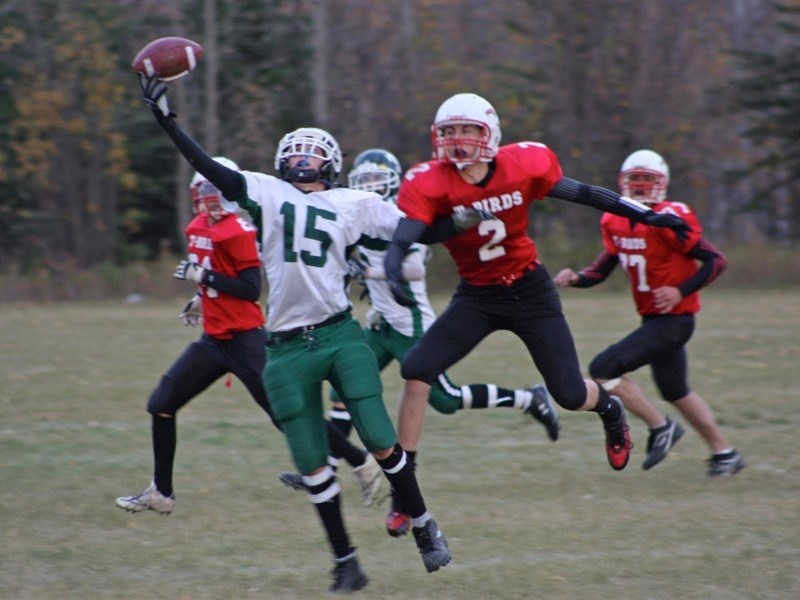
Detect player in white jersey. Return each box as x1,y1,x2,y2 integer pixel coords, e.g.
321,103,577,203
278,149,560,538
137,74,483,593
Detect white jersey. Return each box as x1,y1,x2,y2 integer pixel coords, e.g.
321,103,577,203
357,244,436,338
240,171,403,332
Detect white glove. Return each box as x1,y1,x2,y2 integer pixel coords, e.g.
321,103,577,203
173,260,205,283
347,257,367,283
179,293,203,327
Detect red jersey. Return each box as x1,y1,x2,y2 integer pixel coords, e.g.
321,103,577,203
599,200,703,315
184,213,264,338
397,142,563,285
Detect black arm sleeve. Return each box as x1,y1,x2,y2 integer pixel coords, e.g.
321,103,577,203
677,239,728,297
549,177,653,221
419,216,461,244
155,114,243,198
574,250,619,288
385,218,427,281
201,265,261,302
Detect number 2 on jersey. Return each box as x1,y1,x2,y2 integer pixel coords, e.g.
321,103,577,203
477,219,507,262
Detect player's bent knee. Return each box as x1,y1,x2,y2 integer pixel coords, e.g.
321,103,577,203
400,351,437,384
146,375,178,416
549,380,588,412
588,351,622,381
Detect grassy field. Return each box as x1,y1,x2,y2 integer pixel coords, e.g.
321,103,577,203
1,288,798,599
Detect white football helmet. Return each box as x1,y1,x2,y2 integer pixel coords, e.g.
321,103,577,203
618,149,670,204
347,148,402,203
275,127,343,184
432,93,502,167
190,156,240,214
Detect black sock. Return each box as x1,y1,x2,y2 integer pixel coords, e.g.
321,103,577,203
589,386,620,424
151,415,176,497
327,421,366,467
306,470,351,559
463,384,517,409
378,444,425,518
329,407,353,438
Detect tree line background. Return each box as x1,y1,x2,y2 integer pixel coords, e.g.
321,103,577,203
1,0,799,300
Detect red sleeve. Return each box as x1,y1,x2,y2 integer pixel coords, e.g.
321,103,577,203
516,142,563,198
396,161,442,225
226,228,261,272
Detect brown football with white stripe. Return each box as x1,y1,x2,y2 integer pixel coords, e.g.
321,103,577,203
131,37,203,81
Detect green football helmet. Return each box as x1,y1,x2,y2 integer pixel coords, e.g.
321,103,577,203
347,148,402,203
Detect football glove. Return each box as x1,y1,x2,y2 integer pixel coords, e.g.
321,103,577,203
388,277,416,307
452,207,495,232
173,260,205,283
139,73,172,118
347,256,367,283
179,293,203,327
642,211,693,242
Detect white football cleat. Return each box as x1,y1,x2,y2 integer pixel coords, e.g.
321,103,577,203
352,453,383,506
116,481,175,514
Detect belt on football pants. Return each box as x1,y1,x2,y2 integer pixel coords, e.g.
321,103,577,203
267,312,349,345
493,261,539,286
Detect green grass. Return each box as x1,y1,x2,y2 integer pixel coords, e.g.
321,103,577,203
1,289,798,599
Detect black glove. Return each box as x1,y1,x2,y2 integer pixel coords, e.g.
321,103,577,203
138,73,173,118
389,278,417,307
642,211,693,243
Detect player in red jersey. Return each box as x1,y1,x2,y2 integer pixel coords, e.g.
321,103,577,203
383,93,692,499
116,159,385,516
116,158,277,514
554,149,744,477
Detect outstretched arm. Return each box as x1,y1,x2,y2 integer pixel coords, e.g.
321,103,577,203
420,208,494,244
549,177,692,241
139,74,243,198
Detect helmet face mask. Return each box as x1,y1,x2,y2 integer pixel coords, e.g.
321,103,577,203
347,148,402,202
275,127,343,185
618,149,670,204
190,156,241,216
191,180,225,217
432,93,501,168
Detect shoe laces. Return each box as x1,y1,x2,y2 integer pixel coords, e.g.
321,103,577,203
606,423,633,450
414,521,438,548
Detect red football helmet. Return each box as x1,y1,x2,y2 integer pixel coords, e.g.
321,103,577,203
190,156,240,214
618,149,670,204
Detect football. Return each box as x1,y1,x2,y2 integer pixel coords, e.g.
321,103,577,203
131,37,204,81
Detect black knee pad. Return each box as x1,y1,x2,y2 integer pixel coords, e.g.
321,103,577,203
588,348,623,381
551,379,588,411
147,375,178,416
400,349,436,384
